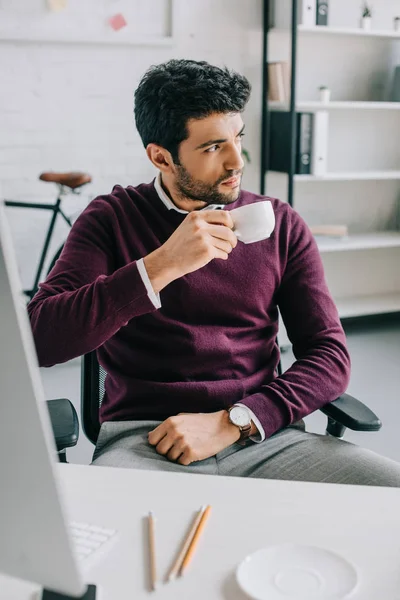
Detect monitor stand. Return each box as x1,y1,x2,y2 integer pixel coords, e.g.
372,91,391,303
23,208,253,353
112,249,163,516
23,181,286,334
41,584,97,599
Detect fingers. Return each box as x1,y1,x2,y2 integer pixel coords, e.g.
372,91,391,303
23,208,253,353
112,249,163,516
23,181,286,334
148,422,168,446
157,433,192,464
167,437,185,462
197,210,234,229
155,433,174,456
212,237,234,256
213,249,229,261
149,418,188,461
207,224,238,248
177,449,192,466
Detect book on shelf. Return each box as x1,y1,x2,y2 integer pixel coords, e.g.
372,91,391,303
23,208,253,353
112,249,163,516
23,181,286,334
269,111,312,175
268,61,290,102
296,113,312,174
316,0,329,26
391,66,400,102
299,0,317,27
269,110,329,176
310,224,348,237
268,0,276,30
312,110,329,176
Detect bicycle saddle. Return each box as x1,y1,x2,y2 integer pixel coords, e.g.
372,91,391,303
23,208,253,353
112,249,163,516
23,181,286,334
39,171,92,189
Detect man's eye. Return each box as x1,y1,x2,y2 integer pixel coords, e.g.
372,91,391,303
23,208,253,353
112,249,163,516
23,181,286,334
205,145,219,153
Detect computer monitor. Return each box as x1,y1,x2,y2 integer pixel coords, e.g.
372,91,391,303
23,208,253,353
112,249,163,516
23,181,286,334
0,201,88,598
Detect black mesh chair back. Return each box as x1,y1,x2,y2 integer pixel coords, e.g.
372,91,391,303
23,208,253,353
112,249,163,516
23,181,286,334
81,352,107,445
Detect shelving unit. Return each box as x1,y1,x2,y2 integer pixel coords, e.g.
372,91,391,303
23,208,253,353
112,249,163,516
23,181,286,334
294,171,400,181
316,232,400,253
297,25,400,39
261,0,400,325
336,294,400,319
270,101,400,111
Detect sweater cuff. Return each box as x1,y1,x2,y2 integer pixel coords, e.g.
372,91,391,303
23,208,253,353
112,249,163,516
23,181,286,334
137,258,161,309
238,392,287,440
104,260,160,322
234,403,265,442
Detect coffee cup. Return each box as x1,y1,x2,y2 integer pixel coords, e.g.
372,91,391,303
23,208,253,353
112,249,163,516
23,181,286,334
230,201,275,244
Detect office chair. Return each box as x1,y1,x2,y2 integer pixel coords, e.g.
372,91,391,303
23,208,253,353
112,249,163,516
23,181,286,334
47,350,382,460
46,397,79,463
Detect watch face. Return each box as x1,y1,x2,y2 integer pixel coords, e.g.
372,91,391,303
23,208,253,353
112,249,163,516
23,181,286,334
230,406,251,427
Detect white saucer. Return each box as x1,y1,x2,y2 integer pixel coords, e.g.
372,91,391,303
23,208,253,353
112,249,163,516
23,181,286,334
236,544,358,600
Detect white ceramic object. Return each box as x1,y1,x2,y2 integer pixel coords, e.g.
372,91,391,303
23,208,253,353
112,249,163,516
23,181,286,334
361,16,372,30
236,544,358,600
230,201,275,244
319,88,331,103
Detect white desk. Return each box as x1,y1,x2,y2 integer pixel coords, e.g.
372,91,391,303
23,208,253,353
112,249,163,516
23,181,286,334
2,463,400,599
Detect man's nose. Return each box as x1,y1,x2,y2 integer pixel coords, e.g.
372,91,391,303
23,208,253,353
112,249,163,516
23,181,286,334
224,143,244,172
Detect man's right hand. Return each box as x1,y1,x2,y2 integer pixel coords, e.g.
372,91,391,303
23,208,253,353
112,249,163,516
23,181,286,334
143,210,237,294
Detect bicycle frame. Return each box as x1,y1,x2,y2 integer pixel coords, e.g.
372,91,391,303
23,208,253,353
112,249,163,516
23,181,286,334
5,185,75,300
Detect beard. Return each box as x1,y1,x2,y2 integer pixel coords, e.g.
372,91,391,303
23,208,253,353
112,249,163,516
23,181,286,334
174,163,242,206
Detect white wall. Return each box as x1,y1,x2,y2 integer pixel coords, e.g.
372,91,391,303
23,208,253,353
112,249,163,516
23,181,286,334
0,0,263,289
1,0,399,300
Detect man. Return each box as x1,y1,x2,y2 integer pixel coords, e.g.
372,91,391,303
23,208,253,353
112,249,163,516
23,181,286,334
29,59,400,485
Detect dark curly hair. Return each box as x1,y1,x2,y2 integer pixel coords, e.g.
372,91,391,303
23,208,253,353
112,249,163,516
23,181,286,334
134,59,251,163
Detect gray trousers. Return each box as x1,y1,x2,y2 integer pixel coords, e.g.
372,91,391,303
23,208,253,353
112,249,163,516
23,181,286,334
91,420,400,487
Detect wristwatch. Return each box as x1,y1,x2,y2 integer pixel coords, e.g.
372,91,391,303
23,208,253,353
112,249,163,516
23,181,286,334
227,405,252,445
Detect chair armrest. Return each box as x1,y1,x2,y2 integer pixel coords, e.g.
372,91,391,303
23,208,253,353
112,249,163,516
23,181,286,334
319,393,382,432
46,398,79,451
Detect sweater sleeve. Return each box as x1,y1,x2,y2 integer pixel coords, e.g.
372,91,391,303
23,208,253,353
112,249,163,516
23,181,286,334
239,206,351,439
28,197,158,367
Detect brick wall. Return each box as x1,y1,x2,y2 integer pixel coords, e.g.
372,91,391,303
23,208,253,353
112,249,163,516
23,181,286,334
0,0,262,287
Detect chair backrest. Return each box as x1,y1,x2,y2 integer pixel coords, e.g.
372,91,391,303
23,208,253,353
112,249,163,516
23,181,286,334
80,352,106,445
80,349,284,447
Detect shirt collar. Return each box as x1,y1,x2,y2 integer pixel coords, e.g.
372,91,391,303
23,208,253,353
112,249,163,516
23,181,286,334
154,173,224,214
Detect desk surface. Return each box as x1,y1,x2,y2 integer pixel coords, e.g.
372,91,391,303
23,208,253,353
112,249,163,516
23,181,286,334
2,463,400,599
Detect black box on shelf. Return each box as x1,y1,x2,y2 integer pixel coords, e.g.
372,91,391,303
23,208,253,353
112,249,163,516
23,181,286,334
269,111,313,175
316,0,329,26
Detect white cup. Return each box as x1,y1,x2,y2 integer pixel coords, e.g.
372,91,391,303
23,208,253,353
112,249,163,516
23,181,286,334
230,201,275,244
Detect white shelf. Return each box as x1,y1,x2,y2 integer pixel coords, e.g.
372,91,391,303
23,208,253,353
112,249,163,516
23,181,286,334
336,293,400,319
270,101,400,111
0,29,174,47
293,171,400,182
297,25,400,39
316,232,400,253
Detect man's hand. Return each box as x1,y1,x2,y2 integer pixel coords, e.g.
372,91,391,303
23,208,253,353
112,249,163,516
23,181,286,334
143,210,237,294
147,410,241,466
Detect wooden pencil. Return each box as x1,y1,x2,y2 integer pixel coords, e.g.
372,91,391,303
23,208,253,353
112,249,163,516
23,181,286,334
148,511,157,591
167,505,207,582
179,505,212,577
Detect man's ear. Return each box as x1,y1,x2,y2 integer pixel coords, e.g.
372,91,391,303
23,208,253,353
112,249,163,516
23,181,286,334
146,144,175,174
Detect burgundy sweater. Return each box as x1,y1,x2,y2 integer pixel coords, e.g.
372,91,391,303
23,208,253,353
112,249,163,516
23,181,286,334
28,181,351,439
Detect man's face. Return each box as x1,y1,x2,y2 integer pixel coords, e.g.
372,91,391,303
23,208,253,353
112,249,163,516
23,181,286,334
172,112,245,206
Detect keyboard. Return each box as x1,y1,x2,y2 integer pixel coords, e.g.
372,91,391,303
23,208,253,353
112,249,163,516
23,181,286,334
69,521,117,562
